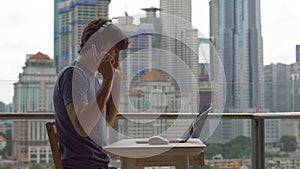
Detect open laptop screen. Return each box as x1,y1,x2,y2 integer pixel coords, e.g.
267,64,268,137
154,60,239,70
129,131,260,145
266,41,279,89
135,103,212,144
179,103,212,142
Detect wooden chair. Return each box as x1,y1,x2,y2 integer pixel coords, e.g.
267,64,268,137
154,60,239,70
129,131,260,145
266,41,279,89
46,122,63,169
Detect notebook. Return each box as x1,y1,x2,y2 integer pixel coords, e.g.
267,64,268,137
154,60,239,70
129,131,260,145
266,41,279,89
135,103,212,144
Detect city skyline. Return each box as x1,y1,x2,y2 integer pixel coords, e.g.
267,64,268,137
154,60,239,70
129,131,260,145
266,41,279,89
0,0,300,104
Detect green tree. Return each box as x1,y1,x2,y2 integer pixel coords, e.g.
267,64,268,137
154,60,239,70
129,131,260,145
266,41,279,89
231,145,244,158
205,144,222,159
280,135,297,152
222,136,252,159
222,146,232,159
265,151,289,158
0,130,12,157
29,163,43,169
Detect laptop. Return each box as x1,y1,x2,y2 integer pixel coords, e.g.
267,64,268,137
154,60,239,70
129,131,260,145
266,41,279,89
135,103,212,144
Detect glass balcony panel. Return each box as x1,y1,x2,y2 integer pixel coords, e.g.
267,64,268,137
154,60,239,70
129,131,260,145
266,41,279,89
265,118,300,169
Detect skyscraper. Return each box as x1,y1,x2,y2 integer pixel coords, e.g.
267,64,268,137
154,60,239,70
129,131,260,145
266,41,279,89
209,0,265,144
160,0,191,23
160,0,198,75
160,0,199,111
55,0,110,71
13,52,56,163
0,101,5,112
264,63,291,112
263,63,293,144
296,45,300,63
209,0,265,110
291,73,300,112
140,7,162,50
54,0,66,73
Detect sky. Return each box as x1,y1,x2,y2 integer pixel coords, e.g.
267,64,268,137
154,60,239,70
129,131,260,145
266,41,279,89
0,0,299,104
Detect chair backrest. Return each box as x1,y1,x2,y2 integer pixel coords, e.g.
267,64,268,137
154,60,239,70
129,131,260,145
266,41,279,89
46,122,63,169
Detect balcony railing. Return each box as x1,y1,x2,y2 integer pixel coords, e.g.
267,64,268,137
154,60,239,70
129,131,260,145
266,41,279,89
1,112,300,169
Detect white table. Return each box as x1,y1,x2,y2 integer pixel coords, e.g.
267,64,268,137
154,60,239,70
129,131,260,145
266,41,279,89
104,138,206,169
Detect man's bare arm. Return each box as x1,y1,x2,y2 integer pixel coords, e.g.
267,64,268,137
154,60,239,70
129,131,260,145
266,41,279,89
66,77,113,137
66,102,88,137
106,69,122,126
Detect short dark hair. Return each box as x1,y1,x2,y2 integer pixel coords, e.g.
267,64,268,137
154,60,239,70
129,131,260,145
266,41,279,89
78,18,130,54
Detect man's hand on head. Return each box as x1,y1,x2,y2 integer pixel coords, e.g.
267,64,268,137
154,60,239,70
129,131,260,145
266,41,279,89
98,53,114,81
92,45,114,81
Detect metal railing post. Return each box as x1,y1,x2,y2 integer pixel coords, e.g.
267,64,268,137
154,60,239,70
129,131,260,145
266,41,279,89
252,118,265,169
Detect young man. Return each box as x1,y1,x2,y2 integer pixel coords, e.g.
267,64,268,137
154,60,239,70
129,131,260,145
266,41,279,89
53,18,129,169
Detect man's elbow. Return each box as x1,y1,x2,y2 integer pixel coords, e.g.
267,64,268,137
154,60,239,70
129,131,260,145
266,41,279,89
107,120,115,127
76,129,89,137
106,110,118,126
106,115,117,126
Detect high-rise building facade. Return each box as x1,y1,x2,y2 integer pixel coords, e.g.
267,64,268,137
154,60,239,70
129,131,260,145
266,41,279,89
54,0,66,73
140,7,162,50
0,101,5,112
160,0,198,75
264,63,292,112
210,0,265,110
160,0,191,22
160,0,198,73
261,61,285,143
296,45,300,63
291,73,300,112
56,0,110,71
281,119,299,143
13,52,56,163
209,0,265,144
160,0,199,111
